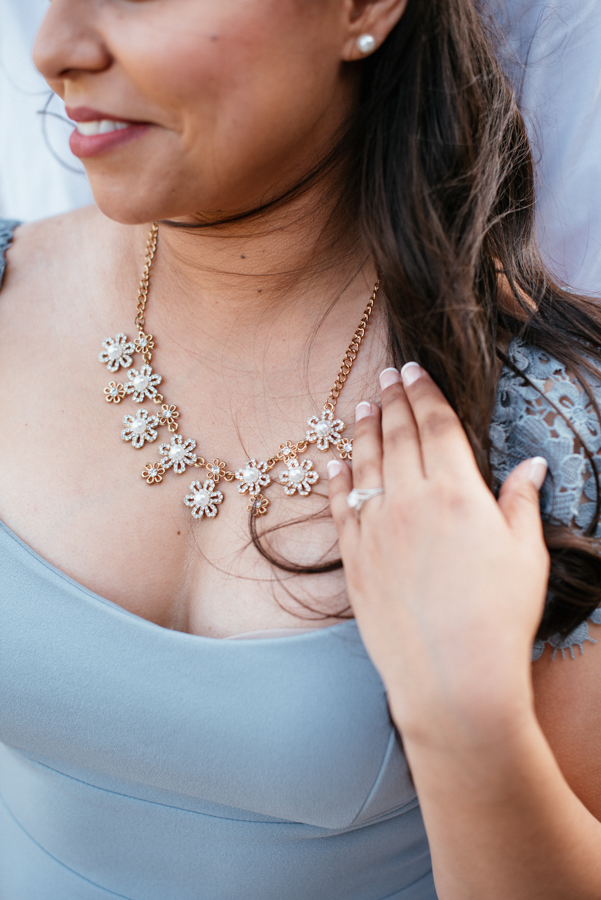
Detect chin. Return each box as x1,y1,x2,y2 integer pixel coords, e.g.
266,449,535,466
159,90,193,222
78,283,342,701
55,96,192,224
85,165,275,226
87,179,190,226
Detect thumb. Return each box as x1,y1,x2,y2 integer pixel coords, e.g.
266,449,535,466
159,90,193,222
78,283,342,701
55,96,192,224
497,457,548,544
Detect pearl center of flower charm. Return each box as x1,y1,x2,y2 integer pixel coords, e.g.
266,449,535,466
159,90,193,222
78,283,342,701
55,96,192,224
243,466,260,484
288,467,305,483
107,345,122,361
170,445,185,461
131,419,147,435
133,374,150,392
315,421,331,437
194,489,211,508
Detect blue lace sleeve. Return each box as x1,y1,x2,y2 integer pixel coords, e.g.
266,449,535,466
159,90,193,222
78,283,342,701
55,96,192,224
490,339,601,661
0,220,20,290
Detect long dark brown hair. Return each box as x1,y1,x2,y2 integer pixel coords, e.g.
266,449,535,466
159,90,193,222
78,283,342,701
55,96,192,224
349,0,601,640
174,0,601,640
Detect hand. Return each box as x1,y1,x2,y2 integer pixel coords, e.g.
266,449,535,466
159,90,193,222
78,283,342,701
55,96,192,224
328,364,550,742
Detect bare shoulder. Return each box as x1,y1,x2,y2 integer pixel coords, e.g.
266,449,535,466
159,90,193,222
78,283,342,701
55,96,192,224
0,206,145,334
5,205,102,280
3,205,131,285
533,623,601,818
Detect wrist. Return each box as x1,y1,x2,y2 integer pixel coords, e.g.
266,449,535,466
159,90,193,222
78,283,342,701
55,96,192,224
387,666,536,754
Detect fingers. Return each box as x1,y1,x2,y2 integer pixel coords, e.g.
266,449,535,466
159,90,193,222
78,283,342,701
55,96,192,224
327,459,359,548
498,457,549,553
351,401,384,490
400,363,477,481
379,367,424,489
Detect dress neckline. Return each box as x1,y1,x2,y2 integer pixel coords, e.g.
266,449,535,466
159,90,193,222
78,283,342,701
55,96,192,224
0,515,351,643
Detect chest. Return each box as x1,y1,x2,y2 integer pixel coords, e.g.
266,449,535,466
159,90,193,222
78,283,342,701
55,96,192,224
0,287,368,636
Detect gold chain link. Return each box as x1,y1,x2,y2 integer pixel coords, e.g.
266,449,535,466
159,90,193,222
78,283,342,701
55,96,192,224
323,279,379,413
133,223,378,473
134,222,159,336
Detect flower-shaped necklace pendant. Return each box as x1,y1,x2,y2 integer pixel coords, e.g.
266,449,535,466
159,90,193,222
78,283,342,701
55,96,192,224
99,222,379,522
121,409,159,448
158,435,198,474
125,365,162,403
279,459,319,496
184,480,224,519
235,459,272,496
99,333,135,371
306,409,345,451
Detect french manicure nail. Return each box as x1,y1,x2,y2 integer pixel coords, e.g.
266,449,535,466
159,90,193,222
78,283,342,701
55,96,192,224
400,362,423,386
355,401,373,421
529,457,548,490
327,460,344,479
380,367,401,390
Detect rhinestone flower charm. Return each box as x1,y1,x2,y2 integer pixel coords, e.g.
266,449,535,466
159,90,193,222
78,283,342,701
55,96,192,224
235,459,271,495
104,381,126,404
157,403,179,429
337,438,353,460
278,441,297,461
125,365,162,403
205,459,228,483
134,332,155,355
184,479,224,519
248,493,270,517
306,409,345,451
159,435,198,474
142,462,165,484
121,409,159,448
279,459,319,496
99,334,135,372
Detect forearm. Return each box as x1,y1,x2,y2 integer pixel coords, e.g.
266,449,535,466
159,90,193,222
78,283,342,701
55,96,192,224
400,704,601,900
329,364,601,896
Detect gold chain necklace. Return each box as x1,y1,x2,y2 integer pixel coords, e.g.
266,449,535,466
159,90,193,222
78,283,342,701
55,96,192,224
100,223,378,521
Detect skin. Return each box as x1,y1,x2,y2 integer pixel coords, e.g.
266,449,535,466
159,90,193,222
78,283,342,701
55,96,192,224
0,0,406,637
1,0,601,895
329,372,601,898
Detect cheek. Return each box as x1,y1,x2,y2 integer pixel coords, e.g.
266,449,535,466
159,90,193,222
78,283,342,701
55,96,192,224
117,3,343,173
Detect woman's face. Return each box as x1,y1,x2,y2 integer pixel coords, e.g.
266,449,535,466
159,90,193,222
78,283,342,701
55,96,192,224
34,0,372,224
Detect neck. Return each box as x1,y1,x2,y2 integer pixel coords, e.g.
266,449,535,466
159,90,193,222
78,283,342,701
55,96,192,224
96,182,386,466
106,181,383,415
141,182,374,341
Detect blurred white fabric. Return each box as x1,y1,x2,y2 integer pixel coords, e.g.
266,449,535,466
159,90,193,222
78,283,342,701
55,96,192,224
0,0,93,222
486,0,601,293
0,1,600,293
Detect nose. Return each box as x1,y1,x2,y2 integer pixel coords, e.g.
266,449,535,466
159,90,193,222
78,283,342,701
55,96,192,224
33,0,111,85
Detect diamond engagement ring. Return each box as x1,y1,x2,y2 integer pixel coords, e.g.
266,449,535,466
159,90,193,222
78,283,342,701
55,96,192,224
346,487,384,516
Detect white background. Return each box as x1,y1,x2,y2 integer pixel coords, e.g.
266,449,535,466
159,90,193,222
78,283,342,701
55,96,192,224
0,0,93,223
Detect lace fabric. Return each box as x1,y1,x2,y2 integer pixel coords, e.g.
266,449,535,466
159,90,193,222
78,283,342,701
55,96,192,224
490,340,601,660
0,220,19,290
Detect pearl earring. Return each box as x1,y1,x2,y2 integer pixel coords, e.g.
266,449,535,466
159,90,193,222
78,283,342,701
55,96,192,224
356,34,376,55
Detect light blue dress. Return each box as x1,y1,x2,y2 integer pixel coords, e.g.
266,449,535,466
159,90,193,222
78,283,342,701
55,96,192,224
0,220,599,899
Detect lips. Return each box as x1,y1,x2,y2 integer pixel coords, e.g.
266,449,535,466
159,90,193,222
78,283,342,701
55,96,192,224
66,106,151,159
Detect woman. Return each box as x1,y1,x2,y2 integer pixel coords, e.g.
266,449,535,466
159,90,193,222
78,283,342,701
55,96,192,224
1,0,601,898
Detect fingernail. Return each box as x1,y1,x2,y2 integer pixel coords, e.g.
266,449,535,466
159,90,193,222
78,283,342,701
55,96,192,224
380,367,401,390
355,401,373,421
327,460,344,479
529,457,548,490
400,362,423,386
